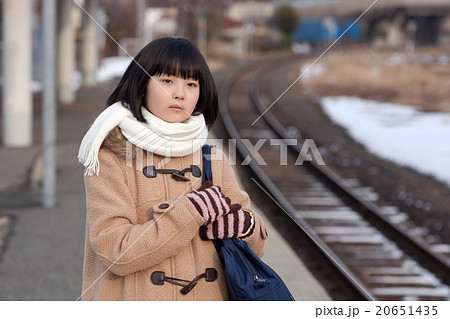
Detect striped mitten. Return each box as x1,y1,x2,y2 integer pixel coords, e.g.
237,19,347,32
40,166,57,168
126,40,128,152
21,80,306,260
187,181,232,225
199,205,255,240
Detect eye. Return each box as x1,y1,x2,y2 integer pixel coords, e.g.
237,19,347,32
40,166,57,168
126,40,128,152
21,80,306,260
162,79,172,84
188,82,198,88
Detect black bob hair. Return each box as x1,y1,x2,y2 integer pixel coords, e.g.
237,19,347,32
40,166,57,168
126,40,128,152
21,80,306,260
106,37,218,128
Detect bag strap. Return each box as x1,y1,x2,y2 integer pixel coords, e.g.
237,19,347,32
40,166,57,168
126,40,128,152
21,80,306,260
201,145,225,262
201,144,213,184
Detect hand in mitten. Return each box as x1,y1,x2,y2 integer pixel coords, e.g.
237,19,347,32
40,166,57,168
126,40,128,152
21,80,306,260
199,204,255,240
187,181,232,225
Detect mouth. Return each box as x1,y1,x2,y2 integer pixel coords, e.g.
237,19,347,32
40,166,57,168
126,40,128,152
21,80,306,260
169,105,184,111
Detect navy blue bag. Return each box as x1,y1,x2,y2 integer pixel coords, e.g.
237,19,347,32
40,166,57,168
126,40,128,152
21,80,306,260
201,145,295,301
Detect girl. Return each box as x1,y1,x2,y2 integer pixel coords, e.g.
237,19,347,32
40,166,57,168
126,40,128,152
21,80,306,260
78,37,267,301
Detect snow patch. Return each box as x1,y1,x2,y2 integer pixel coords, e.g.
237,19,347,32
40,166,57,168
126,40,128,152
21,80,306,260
321,96,450,187
97,56,132,83
300,63,326,83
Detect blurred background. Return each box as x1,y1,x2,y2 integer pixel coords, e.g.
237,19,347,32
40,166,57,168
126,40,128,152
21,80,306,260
0,0,450,301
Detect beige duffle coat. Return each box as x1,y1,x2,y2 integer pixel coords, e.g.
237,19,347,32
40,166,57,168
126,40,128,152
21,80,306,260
81,129,267,300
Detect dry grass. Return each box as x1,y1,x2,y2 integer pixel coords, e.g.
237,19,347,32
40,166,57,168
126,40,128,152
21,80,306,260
297,46,450,112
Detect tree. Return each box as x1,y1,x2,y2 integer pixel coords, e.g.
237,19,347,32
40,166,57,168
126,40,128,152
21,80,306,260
274,5,299,48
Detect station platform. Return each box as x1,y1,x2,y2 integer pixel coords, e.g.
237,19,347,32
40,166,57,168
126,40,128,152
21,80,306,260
0,80,331,300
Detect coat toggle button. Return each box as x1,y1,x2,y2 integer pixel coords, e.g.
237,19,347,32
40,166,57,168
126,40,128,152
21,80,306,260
158,203,170,209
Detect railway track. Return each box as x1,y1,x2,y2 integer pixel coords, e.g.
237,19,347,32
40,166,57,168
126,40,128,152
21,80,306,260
218,56,450,301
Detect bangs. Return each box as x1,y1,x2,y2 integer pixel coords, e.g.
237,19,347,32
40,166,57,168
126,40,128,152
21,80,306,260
149,40,203,81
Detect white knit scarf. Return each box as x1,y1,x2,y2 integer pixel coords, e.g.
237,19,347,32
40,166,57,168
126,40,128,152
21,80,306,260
78,101,208,176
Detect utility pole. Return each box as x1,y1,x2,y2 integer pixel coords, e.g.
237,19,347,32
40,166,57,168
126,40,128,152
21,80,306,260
2,0,33,147
42,0,57,208
137,0,146,50
244,0,255,56
82,0,99,87
197,8,207,58
58,0,76,104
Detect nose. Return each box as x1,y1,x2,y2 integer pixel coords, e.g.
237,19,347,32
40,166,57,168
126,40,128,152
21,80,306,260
173,83,185,101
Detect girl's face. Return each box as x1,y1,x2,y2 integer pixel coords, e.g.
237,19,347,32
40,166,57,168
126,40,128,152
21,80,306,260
145,74,200,123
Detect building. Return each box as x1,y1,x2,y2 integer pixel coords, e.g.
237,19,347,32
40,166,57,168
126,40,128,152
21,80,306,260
294,0,450,47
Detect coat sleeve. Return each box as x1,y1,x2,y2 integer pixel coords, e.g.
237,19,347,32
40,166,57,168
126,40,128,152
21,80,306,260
84,149,205,277
213,148,268,257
